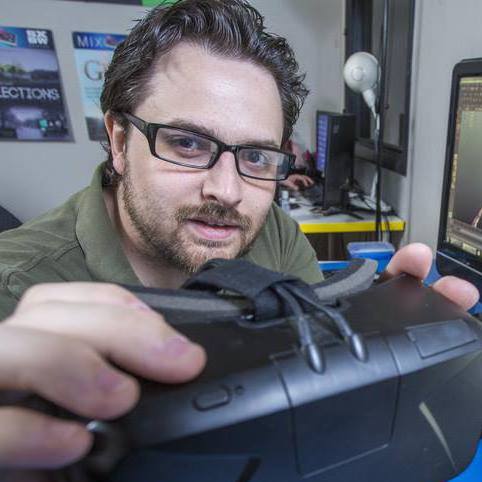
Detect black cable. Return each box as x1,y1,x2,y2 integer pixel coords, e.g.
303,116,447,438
288,284,369,363
374,0,391,241
287,284,355,339
382,209,393,244
360,192,375,211
272,285,313,345
273,283,368,364
354,188,394,243
272,284,325,373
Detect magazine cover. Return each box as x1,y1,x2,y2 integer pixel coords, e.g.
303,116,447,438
0,26,72,141
72,31,126,141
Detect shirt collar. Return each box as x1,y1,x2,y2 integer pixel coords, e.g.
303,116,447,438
75,164,141,285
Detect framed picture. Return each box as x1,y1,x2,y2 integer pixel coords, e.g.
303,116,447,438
72,31,126,141
0,26,72,141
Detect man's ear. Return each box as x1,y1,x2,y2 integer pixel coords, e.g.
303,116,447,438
104,111,127,175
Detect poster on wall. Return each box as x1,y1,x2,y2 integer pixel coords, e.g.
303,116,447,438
72,31,126,141
0,26,72,141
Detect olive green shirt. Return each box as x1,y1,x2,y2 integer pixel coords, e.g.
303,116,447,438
0,165,322,319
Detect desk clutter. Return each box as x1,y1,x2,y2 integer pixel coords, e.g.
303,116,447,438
281,189,405,263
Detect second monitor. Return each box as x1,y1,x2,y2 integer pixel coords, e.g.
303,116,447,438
437,57,482,294
315,111,356,210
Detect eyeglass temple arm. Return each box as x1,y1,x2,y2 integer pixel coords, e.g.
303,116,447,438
118,112,147,134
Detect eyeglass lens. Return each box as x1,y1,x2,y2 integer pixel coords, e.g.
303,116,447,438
155,127,288,180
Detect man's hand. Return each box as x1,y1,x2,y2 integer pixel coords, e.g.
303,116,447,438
0,283,206,474
279,174,314,192
385,242,479,310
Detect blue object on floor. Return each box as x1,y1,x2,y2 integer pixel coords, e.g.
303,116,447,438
346,241,395,272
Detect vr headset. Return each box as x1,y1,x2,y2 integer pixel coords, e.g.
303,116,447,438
20,259,482,482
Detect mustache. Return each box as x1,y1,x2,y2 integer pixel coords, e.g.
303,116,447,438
175,202,252,231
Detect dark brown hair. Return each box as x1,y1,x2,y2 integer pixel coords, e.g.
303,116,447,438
100,0,308,186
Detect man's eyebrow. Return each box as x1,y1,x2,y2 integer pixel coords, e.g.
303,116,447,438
166,119,280,149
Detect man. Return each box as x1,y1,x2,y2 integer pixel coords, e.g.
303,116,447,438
0,0,478,479
0,0,321,318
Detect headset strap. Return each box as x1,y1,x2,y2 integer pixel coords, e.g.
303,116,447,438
127,258,378,324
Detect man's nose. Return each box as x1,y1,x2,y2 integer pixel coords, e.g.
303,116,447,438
201,151,243,207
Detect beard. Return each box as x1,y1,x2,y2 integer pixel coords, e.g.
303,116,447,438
120,163,269,275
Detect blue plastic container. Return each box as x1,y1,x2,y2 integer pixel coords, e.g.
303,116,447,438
347,241,395,273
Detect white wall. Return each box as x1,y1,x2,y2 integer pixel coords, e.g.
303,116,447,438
251,0,345,149
0,0,146,221
0,0,344,221
407,0,482,249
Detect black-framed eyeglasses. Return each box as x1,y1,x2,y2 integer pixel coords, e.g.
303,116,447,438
118,112,295,181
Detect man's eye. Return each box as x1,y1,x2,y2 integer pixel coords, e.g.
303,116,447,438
244,150,269,165
169,136,202,150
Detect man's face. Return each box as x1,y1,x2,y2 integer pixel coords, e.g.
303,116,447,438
114,43,284,274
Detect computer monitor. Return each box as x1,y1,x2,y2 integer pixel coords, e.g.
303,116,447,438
437,58,482,293
315,111,356,209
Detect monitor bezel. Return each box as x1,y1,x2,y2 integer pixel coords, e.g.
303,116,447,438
436,58,482,284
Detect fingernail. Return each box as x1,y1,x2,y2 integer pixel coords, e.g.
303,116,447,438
129,300,152,311
157,335,193,358
96,369,130,393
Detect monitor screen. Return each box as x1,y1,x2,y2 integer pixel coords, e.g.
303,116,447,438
438,62,482,289
314,111,355,209
316,113,329,174
442,77,482,255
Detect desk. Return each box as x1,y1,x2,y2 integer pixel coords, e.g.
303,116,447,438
288,201,406,259
289,202,405,234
